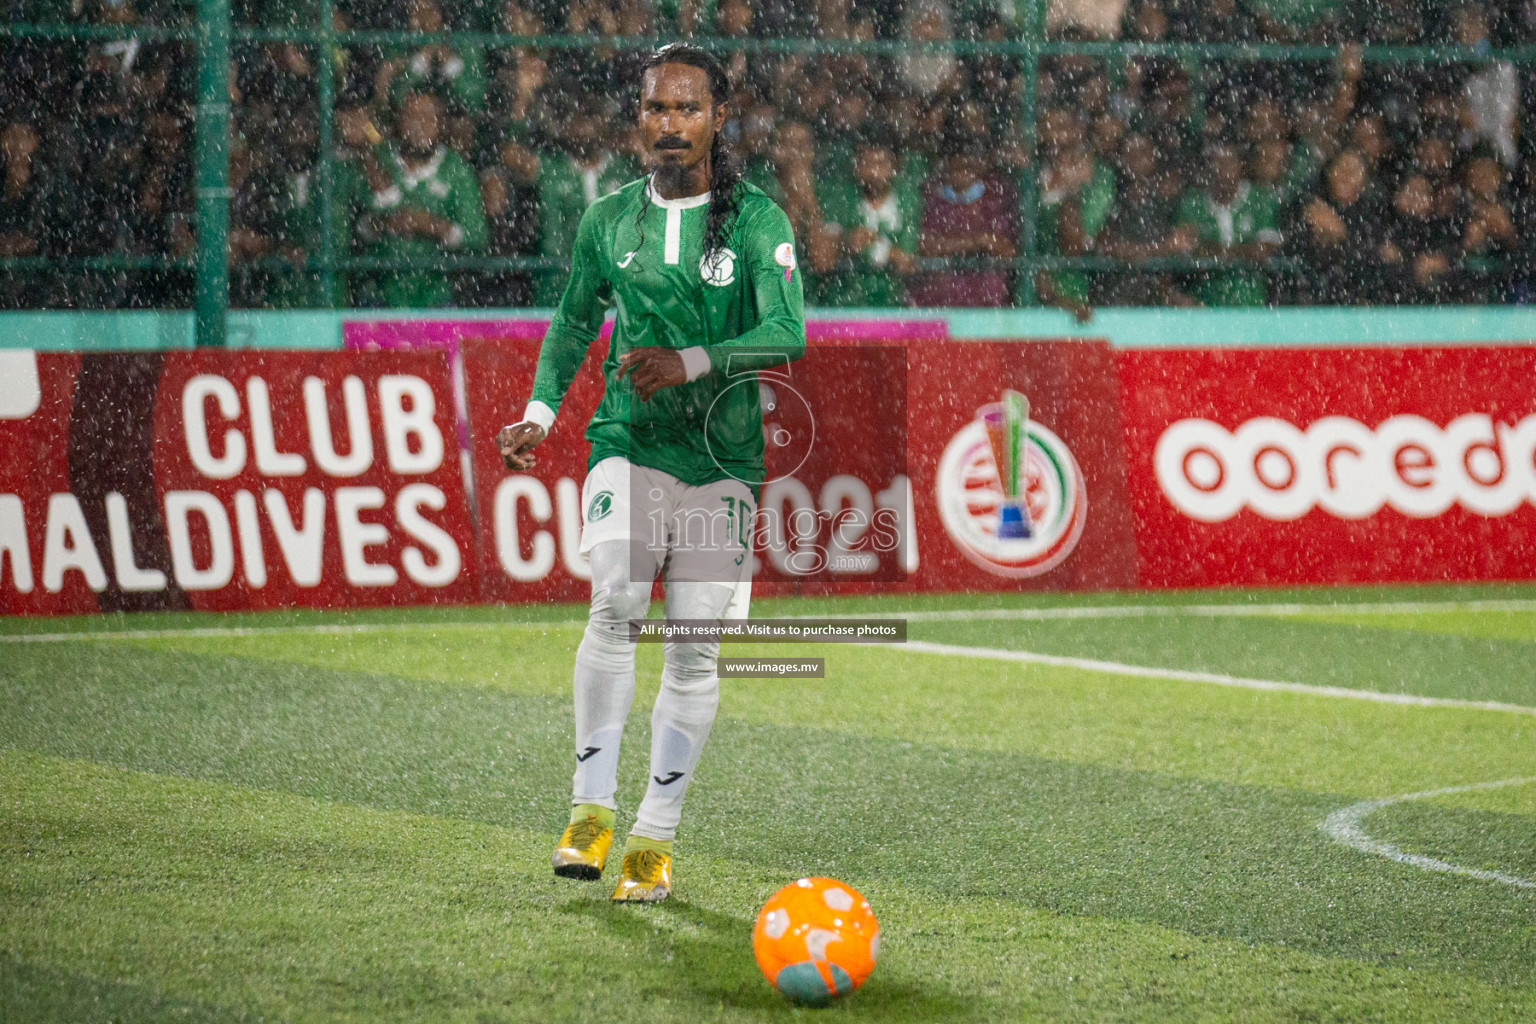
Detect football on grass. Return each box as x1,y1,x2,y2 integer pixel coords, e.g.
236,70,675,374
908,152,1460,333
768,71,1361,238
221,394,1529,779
752,877,879,1004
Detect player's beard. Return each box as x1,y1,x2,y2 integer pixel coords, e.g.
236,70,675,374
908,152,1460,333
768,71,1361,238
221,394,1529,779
650,150,708,197
650,161,688,195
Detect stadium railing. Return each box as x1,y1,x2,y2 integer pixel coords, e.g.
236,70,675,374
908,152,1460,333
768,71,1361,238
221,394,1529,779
2,14,1532,345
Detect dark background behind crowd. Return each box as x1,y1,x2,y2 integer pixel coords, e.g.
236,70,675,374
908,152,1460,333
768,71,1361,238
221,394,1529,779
3,0,1536,314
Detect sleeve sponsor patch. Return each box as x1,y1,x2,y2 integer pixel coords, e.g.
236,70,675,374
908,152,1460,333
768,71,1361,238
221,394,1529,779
774,242,797,269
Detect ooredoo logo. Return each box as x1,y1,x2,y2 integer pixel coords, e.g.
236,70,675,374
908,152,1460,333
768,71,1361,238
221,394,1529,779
1155,414,1536,523
935,414,1086,577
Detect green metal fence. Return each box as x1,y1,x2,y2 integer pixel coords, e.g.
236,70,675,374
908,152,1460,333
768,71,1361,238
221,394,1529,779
3,16,1533,346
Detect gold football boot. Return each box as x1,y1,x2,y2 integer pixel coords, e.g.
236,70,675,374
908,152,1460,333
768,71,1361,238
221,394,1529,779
611,847,672,902
552,811,614,880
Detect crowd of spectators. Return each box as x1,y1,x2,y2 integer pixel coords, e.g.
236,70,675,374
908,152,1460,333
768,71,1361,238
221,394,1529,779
2,0,1536,312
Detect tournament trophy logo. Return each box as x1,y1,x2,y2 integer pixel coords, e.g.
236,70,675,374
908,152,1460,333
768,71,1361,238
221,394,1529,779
935,390,1087,578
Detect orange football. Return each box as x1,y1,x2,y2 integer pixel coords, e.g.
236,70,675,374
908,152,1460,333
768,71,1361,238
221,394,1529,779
752,877,879,1004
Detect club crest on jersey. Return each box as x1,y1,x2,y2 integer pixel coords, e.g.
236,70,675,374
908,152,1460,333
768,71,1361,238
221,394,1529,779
700,247,737,287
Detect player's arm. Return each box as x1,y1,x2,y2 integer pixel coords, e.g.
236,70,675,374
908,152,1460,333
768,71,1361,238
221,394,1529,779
697,202,806,375
497,204,612,470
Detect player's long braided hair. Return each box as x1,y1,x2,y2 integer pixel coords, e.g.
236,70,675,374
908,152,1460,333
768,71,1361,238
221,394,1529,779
633,43,743,262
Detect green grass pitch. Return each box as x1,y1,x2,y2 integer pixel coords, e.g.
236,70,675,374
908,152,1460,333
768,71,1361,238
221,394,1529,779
3,583,1535,1022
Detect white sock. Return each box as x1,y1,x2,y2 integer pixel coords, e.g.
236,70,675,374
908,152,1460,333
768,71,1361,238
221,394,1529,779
571,540,655,809
631,580,732,841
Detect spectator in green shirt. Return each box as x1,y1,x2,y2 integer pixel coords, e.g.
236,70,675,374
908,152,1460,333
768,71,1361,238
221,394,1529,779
529,98,641,306
1033,108,1117,322
733,99,783,206
1176,140,1281,307
770,120,837,302
247,109,364,309
356,90,487,308
816,85,875,185
816,135,922,307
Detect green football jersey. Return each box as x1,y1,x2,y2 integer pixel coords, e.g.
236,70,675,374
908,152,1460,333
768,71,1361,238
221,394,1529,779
529,177,806,489
364,145,487,308
1175,182,1281,308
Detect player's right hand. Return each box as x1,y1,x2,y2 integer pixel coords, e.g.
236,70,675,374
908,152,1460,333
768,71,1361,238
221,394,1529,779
496,421,546,471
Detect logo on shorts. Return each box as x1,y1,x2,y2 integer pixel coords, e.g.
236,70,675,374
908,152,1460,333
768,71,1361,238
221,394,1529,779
700,247,736,286
934,408,1087,578
587,490,614,522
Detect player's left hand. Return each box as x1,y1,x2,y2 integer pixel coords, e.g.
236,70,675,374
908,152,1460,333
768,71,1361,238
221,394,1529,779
616,347,686,402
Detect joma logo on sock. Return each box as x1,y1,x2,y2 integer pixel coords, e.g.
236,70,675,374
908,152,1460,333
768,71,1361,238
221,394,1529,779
652,771,684,786
576,746,601,762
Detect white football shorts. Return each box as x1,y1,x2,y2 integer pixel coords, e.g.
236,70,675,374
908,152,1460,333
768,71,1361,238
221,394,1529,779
579,456,754,618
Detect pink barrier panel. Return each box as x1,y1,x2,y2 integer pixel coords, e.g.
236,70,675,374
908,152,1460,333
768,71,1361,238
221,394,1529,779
342,317,948,356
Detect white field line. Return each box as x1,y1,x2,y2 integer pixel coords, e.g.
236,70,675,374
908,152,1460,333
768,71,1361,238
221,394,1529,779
898,597,1536,623
1321,778,1536,890
901,640,1536,717
8,621,1531,719
0,620,587,643
3,595,1534,645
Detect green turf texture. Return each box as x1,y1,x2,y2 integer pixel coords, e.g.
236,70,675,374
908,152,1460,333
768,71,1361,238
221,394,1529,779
2,583,1534,1022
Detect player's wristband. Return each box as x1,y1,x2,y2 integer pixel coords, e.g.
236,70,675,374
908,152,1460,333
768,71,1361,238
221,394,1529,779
522,400,555,431
678,347,711,382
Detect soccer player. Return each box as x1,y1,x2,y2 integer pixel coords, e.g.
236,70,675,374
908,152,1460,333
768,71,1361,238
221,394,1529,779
495,43,805,902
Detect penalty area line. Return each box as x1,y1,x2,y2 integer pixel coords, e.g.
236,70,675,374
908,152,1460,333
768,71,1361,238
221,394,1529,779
1321,778,1536,890
901,640,1536,718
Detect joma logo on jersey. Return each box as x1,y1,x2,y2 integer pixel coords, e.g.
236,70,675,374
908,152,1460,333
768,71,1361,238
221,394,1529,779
700,248,736,287
587,490,614,522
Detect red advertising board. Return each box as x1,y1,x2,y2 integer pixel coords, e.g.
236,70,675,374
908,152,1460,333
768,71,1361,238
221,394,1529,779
1118,346,1536,587
904,339,1139,592
29,334,1535,612
459,335,1139,600
460,337,607,605
0,350,475,615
